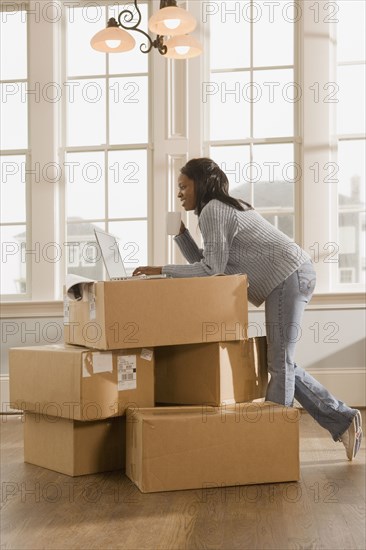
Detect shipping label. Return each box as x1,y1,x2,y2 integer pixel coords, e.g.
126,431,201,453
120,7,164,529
117,355,137,391
92,352,113,373
63,297,70,324
88,286,96,320
140,348,153,361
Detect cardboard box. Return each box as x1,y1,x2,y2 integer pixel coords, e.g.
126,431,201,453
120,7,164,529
9,344,154,420
64,275,248,350
126,403,300,493
155,337,268,406
24,413,125,476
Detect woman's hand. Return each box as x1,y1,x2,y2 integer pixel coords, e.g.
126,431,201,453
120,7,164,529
133,266,163,277
179,221,186,235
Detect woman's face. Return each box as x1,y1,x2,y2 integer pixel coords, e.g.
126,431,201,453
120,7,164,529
177,174,196,211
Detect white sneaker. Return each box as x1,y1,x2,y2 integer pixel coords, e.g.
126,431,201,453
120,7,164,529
339,410,363,461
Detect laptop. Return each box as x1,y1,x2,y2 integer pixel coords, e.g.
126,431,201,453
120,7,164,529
94,229,167,281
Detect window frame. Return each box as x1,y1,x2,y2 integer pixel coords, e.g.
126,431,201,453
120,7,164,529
0,2,31,301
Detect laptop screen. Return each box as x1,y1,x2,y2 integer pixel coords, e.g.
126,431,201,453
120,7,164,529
94,229,127,279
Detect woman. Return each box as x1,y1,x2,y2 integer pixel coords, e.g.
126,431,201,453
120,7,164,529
133,157,362,460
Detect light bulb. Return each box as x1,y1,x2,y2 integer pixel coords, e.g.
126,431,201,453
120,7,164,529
149,6,197,36
165,35,202,59
163,19,180,30
106,39,121,49
175,46,190,55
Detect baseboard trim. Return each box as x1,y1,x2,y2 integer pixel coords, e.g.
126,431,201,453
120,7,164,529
1,375,20,413
306,368,366,408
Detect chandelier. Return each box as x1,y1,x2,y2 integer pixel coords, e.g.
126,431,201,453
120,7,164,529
91,0,202,59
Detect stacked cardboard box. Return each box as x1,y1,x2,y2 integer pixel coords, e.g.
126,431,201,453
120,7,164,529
9,274,300,490
24,413,126,477
126,403,300,493
9,344,155,476
155,338,268,406
63,275,249,349
10,345,155,420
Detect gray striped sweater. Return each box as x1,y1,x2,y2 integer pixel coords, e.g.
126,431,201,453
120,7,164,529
162,199,311,307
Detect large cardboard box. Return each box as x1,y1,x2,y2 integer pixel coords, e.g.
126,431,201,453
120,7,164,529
155,337,268,406
9,344,154,420
24,413,125,476
126,403,300,493
64,275,248,350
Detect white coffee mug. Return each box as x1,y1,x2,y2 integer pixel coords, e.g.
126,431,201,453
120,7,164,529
166,211,181,235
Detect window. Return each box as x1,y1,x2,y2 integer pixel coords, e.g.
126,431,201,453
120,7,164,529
336,0,366,286
64,2,149,279
0,4,28,296
205,0,298,240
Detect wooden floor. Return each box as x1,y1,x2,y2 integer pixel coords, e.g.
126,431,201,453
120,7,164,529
1,410,365,550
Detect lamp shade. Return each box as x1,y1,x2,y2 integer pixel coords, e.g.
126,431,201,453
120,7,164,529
91,26,135,53
164,35,202,59
148,6,196,36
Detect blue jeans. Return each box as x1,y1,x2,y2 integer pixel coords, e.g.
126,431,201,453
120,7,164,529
265,260,357,441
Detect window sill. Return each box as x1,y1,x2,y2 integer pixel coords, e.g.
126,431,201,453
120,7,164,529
249,293,366,312
0,301,64,319
1,292,365,318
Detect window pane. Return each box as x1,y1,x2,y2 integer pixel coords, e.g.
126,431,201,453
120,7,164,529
109,220,147,273
210,145,251,194
108,3,148,75
0,9,27,80
108,150,147,219
0,83,28,150
278,214,294,239
337,65,366,135
208,72,251,140
209,1,250,70
338,140,365,284
0,225,26,294
67,5,106,77
252,143,295,207
338,140,365,202
338,212,365,284
66,152,105,220
67,79,106,146
252,143,295,182
337,0,365,63
253,0,294,67
262,214,274,225
253,69,294,138
0,155,26,223
109,76,148,144
66,221,105,279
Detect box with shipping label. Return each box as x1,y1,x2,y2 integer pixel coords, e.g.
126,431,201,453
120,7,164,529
64,275,248,350
155,337,268,406
9,344,154,420
126,402,300,493
24,413,125,476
